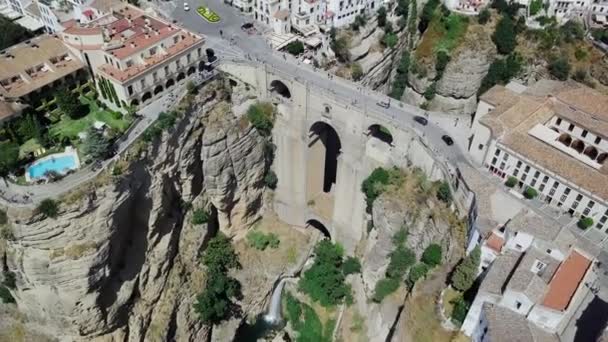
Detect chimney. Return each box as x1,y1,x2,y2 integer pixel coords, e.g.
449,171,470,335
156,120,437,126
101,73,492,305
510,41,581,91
130,42,136,48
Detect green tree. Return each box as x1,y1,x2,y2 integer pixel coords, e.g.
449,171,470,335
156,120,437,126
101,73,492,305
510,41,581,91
342,256,362,275
421,243,442,267
373,277,400,302
390,51,410,99
424,82,437,100
478,8,491,24
406,262,430,289
352,14,367,30
419,0,440,33
478,53,523,95
436,181,452,203
0,142,19,182
492,16,517,55
386,245,416,279
202,233,240,272
451,246,481,292
247,103,275,136
435,51,450,80
549,57,571,81
330,28,350,62
450,295,470,325
377,6,387,27
246,230,280,250
37,199,59,219
81,127,111,161
191,208,210,225
505,176,517,187
265,170,278,189
16,113,44,142
286,40,305,55
0,14,33,50
351,63,364,81
396,0,410,17
361,167,390,208
56,88,85,119
186,80,197,94
383,33,398,48
524,187,538,199
577,217,593,230
529,0,543,15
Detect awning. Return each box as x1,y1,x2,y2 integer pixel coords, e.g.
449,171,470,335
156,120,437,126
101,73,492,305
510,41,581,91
305,37,322,48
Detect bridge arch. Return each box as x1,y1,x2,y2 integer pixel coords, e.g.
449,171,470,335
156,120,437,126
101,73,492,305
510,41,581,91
306,219,331,239
308,121,342,195
367,124,393,145
270,79,291,99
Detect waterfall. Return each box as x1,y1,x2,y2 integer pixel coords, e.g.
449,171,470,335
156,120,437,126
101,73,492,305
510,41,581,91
264,277,290,324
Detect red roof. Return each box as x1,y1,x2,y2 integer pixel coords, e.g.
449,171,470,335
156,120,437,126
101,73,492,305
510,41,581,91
83,9,94,17
485,232,504,253
542,251,591,311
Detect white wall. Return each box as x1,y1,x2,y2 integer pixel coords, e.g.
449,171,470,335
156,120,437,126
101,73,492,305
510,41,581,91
505,231,534,253
499,289,534,315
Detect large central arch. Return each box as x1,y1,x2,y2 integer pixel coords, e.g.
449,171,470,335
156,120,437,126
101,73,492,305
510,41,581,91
308,121,341,195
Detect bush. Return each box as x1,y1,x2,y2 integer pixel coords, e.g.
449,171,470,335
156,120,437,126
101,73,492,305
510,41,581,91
406,263,430,289
286,40,305,55
423,82,437,100
247,103,275,136
264,170,278,189
478,8,491,24
435,51,450,80
81,127,111,161
186,80,197,94
377,6,387,27
529,0,542,15
192,208,210,225
373,277,400,302
352,14,367,31
577,217,593,230
0,285,15,304
285,291,302,323
299,240,352,307
451,246,480,292
157,111,177,130
386,245,416,279
342,256,362,275
524,186,538,199
422,243,442,267
361,167,390,208
573,68,587,82
451,295,470,325
0,209,7,225
383,32,398,48
505,176,517,187
492,16,517,55
351,63,363,81
37,199,59,219
419,0,440,33
3,271,15,289
478,53,522,95
390,51,410,99
246,230,280,251
549,57,571,81
436,181,452,203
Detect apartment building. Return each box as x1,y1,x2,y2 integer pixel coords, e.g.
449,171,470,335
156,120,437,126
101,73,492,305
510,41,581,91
61,5,206,109
590,0,608,26
547,0,590,23
469,81,608,241
0,34,86,121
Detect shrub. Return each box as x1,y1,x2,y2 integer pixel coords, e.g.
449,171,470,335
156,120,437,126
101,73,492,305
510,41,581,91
436,181,452,203
373,277,400,302
392,227,408,246
523,187,538,199
3,271,15,289
352,14,367,31
0,285,15,304
529,0,542,15
573,68,587,82
577,217,593,230
549,57,571,81
390,51,410,99
450,295,469,326
187,80,197,94
264,170,278,189
435,51,450,80
351,63,363,81
406,262,430,289
419,0,440,33
377,6,387,27
299,240,352,307
247,103,275,136
505,176,517,187
451,246,480,292
286,40,305,55
0,209,7,225
157,111,177,130
285,291,302,323
492,16,517,55
246,230,280,251
574,48,587,61
342,256,362,275
37,199,59,219
383,32,398,48
478,53,522,95
478,8,491,24
386,245,416,279
192,208,210,225
422,244,442,267
423,82,437,100
361,167,390,208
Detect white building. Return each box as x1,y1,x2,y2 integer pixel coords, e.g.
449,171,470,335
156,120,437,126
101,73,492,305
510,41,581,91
589,0,608,26
547,0,590,23
469,81,608,244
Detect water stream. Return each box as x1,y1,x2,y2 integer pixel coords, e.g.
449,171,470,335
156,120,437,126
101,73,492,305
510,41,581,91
264,277,291,324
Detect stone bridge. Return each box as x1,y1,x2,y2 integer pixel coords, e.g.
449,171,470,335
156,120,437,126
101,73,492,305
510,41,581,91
220,61,475,251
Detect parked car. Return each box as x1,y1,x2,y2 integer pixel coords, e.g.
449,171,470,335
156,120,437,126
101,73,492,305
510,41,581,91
441,135,454,146
413,115,428,126
183,2,190,11
376,101,390,109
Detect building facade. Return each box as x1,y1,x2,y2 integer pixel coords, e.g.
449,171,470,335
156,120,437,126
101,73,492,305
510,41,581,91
469,81,608,243
61,5,206,109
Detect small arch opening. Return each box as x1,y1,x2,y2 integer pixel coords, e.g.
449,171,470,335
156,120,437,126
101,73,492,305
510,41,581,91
558,133,572,147
153,85,163,95
130,99,139,107
166,78,175,88
584,146,599,160
572,139,585,153
177,72,185,81
306,219,331,239
598,152,608,164
270,80,291,99
187,66,196,75
368,124,393,145
142,91,152,103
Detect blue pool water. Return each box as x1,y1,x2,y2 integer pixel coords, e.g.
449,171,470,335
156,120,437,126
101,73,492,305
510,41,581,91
28,154,78,179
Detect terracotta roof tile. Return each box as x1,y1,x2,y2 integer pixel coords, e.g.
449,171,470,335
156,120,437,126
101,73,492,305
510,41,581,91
486,232,504,253
542,250,591,311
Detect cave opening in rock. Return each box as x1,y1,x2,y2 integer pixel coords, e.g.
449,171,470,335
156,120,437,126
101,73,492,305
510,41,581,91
308,122,341,194
306,219,331,239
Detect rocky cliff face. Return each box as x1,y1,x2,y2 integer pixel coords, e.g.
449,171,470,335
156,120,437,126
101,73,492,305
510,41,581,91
403,25,495,115
0,80,268,341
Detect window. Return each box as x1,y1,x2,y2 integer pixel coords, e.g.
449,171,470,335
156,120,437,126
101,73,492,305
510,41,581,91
546,249,552,254
515,244,522,250
478,144,484,150
539,184,545,192
576,194,583,201
583,208,590,215
187,53,191,63
525,166,530,172
595,136,602,144
140,79,145,88
513,169,519,176
126,59,133,67
543,176,549,183
589,201,595,208
516,161,522,168
152,72,158,82
560,195,567,202
127,85,133,95
495,149,501,156
500,162,505,170
503,153,509,161
492,157,497,165
164,66,169,75
556,118,562,125
553,181,560,189
568,124,575,131
531,179,537,187
534,171,540,178
564,188,571,195
582,130,588,138
516,301,522,309
534,260,546,271
521,174,527,181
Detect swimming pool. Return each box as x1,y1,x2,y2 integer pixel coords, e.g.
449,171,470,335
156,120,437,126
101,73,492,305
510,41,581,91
27,152,80,181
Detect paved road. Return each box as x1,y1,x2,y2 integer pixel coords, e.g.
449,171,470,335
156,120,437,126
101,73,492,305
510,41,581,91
167,0,470,165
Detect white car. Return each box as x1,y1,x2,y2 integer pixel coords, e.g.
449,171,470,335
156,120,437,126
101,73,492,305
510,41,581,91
184,2,190,11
